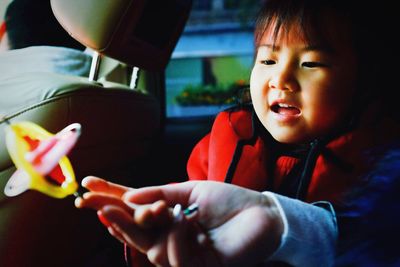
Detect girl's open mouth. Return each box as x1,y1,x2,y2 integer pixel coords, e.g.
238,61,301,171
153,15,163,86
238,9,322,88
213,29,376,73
271,103,301,116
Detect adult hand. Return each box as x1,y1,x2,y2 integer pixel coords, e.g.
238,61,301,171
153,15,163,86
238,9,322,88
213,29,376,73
76,177,284,267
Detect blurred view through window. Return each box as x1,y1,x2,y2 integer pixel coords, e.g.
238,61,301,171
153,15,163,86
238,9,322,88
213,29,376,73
166,0,259,118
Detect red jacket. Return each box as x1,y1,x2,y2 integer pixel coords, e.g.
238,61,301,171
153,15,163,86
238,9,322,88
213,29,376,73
130,106,400,266
187,107,400,204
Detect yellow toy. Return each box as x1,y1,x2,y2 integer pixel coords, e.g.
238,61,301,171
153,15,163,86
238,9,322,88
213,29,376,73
4,121,81,198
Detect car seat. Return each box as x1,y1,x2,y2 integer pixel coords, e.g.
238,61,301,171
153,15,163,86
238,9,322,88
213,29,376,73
0,0,192,266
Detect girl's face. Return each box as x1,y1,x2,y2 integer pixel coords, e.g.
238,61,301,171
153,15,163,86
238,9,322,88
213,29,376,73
250,19,357,144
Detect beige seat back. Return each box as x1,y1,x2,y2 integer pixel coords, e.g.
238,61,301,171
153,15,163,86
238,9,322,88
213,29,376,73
51,0,192,71
0,0,192,266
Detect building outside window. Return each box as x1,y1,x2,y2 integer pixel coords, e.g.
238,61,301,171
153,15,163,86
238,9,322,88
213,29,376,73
166,0,259,118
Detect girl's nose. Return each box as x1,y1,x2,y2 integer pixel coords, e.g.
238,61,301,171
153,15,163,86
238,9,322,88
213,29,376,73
268,66,298,92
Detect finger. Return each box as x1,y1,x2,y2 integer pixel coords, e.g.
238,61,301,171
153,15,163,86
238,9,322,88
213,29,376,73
81,176,131,197
123,181,199,205
108,225,127,244
101,205,155,252
75,192,133,214
147,238,170,267
151,200,172,227
167,208,191,267
133,200,170,228
97,210,128,244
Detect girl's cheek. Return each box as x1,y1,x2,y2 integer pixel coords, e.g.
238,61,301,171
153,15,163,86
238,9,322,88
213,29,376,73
250,68,264,90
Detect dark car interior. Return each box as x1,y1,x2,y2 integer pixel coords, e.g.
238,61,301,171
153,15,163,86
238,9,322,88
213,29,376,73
0,0,193,266
0,0,258,266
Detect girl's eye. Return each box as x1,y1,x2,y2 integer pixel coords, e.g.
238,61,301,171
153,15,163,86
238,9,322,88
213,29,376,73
261,59,276,65
302,61,327,68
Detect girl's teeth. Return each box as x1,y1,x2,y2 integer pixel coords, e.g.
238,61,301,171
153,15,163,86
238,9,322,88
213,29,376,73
279,103,290,108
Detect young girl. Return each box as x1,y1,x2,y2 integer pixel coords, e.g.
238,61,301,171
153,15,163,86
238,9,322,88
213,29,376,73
187,0,398,203
76,0,400,266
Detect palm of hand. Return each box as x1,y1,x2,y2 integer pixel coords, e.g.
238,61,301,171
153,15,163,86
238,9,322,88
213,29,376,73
184,182,282,266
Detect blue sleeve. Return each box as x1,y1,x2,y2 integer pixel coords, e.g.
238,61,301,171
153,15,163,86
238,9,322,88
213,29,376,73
264,192,338,267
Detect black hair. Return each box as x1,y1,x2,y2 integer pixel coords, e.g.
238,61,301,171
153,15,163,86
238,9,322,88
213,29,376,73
4,0,85,50
253,0,381,67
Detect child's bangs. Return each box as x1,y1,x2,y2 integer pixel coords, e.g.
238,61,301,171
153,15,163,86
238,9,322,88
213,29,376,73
254,0,333,49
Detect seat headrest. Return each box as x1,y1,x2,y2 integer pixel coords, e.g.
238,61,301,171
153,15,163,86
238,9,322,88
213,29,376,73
50,0,192,71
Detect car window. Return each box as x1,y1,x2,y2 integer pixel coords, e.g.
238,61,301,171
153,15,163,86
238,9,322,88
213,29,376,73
165,0,259,118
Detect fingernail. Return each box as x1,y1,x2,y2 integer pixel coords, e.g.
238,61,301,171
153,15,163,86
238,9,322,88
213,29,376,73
81,177,91,187
74,197,83,207
173,204,183,223
97,210,111,228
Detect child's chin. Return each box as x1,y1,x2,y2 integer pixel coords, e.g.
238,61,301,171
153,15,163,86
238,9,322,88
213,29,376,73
271,132,300,144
